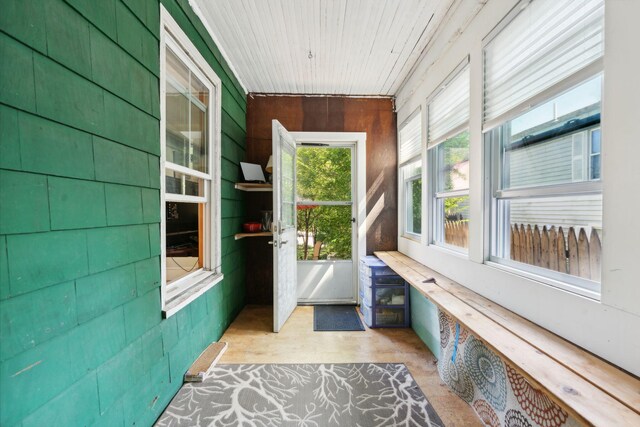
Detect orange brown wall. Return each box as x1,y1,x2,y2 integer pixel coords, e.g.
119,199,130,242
245,95,398,255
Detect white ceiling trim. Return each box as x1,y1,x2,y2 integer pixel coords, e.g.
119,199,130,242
188,0,249,94
191,0,460,96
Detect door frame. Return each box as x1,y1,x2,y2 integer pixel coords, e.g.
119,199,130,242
290,131,367,304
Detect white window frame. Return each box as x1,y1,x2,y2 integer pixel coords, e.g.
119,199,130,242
402,160,423,240
426,60,470,253
398,108,423,241
485,67,604,299
429,131,470,253
160,6,223,317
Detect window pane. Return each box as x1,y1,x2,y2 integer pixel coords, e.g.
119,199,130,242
165,202,203,284
437,131,470,192
297,147,351,202
188,101,208,173
590,155,601,180
165,48,209,174
502,77,601,190
406,178,422,235
510,76,601,136
166,80,190,165
297,205,351,260
165,170,203,197
495,194,602,282
437,195,469,249
590,129,601,154
402,160,422,236
166,48,190,89
590,129,601,180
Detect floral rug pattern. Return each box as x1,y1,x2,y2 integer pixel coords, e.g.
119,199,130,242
437,310,580,427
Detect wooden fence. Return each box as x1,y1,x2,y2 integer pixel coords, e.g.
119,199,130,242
511,224,601,280
444,221,469,248
443,221,602,280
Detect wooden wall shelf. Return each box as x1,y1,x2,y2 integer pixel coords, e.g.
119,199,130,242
235,183,272,192
234,231,273,240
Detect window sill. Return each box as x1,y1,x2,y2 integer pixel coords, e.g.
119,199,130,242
401,232,422,243
430,242,469,258
163,271,224,318
485,259,600,301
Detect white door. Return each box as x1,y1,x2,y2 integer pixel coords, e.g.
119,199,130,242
272,120,298,332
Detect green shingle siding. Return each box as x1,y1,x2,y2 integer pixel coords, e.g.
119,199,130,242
0,170,50,234
0,0,247,425
19,113,95,180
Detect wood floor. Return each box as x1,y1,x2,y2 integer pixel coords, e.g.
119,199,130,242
219,305,481,426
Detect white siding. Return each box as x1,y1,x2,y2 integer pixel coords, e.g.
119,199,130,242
510,194,602,232
508,136,573,188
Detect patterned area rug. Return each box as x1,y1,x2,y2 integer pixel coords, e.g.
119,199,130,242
155,363,444,427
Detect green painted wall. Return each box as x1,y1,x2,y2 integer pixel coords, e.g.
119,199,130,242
0,0,247,425
410,287,440,359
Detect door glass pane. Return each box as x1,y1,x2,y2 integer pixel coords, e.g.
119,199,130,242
165,202,203,283
297,147,351,202
165,48,209,174
280,145,295,227
297,205,352,260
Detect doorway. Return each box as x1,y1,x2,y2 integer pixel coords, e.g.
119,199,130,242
291,132,367,304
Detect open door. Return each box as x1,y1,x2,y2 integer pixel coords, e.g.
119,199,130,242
272,120,297,332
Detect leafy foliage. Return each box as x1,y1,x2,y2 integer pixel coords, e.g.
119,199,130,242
440,132,470,219
441,131,470,192
409,178,422,234
296,147,352,260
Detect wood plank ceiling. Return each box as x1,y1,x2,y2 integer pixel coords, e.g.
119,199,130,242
192,0,456,95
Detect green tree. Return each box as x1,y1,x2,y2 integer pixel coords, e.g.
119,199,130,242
296,147,352,260
410,178,422,234
441,131,470,219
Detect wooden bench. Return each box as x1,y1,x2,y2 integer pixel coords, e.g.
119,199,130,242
375,251,640,426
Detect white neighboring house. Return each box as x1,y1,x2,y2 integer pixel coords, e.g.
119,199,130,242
505,103,602,236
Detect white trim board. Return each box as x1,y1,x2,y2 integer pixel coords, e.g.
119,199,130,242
187,0,248,94
290,131,367,304
160,6,224,317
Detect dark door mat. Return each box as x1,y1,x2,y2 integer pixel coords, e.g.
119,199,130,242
314,305,365,331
